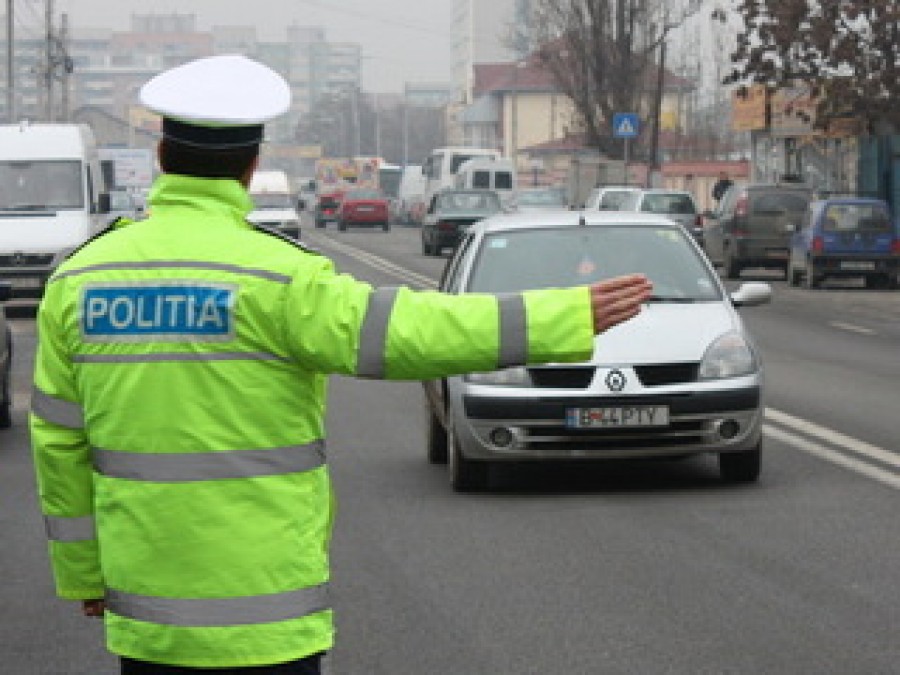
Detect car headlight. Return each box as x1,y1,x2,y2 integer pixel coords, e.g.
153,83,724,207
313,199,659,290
465,366,531,386
699,331,756,380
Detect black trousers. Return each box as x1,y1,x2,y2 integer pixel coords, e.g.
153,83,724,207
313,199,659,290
120,652,324,674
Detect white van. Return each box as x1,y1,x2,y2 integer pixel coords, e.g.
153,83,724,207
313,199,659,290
421,146,500,205
247,170,300,238
0,122,110,298
454,157,517,206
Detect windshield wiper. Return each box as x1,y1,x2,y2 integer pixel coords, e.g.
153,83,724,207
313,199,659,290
646,295,698,303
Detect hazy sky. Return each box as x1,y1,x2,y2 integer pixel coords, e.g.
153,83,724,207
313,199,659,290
52,0,455,92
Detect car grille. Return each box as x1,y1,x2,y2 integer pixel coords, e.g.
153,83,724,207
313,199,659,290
528,366,595,388
524,420,707,450
526,363,699,389
0,253,54,267
634,363,698,386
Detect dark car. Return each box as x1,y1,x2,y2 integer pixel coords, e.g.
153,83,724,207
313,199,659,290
703,183,813,278
314,190,344,229
788,197,899,289
421,189,502,256
337,188,390,232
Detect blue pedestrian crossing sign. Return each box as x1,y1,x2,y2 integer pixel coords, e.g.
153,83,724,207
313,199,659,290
612,113,640,138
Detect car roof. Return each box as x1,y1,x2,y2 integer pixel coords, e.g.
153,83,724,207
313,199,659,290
469,209,681,235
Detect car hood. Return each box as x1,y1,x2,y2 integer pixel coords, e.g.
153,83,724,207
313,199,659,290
586,301,741,365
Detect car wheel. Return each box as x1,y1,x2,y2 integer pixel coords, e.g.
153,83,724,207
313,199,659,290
338,220,347,232
421,234,431,256
788,265,802,287
448,420,489,492
382,221,390,232
426,403,448,465
718,441,761,483
315,219,325,229
804,260,820,289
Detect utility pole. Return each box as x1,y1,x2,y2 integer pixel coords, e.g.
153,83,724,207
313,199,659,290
45,0,54,121
648,34,667,187
59,12,69,121
6,0,14,122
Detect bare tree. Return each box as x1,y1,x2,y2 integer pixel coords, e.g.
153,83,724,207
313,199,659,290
525,0,698,159
725,1,900,132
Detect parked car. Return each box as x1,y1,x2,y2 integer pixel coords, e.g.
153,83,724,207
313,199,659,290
314,190,344,229
423,210,771,491
0,281,13,428
788,197,899,289
512,186,567,211
337,188,390,232
703,183,813,279
583,185,642,211
420,188,502,256
630,189,703,245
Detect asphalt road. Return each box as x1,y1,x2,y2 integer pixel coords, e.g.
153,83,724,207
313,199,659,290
1,219,898,674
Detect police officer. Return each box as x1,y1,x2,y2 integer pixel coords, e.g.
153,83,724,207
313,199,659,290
30,55,652,674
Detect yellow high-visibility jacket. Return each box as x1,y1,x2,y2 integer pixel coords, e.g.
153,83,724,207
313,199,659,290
30,173,595,668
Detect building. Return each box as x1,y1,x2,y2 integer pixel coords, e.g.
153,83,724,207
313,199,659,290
451,0,534,106
1,11,362,151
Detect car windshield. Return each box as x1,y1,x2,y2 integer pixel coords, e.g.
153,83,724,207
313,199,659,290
437,191,501,214
516,189,565,207
822,203,892,233
639,193,696,215
466,224,721,301
345,189,382,200
0,160,83,210
751,192,809,214
599,190,639,210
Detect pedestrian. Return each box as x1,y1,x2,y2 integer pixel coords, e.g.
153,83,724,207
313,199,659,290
712,170,734,203
29,55,652,674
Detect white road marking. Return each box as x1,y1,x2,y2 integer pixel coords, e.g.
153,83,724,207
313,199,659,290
829,321,875,335
764,424,900,491
766,407,900,470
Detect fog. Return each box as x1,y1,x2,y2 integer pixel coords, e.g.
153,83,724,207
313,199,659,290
52,0,454,92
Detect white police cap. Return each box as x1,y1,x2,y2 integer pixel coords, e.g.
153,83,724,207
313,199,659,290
140,54,291,149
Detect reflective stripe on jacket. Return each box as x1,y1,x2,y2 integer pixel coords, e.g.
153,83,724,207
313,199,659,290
29,173,595,668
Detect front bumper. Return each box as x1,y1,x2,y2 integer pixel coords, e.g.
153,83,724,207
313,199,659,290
452,385,763,462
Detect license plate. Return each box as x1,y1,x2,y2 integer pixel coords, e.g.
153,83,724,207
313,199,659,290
765,250,788,259
840,260,875,270
356,206,374,212
566,406,669,428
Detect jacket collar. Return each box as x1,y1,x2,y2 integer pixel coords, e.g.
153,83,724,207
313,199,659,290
147,174,254,221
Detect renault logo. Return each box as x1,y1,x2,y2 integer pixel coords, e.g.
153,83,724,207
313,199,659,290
605,369,627,392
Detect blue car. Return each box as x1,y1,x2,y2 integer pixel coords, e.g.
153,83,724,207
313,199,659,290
787,198,899,289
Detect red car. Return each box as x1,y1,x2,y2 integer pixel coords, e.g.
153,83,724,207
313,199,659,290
337,188,390,232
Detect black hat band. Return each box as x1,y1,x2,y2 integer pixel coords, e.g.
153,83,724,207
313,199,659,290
163,118,264,149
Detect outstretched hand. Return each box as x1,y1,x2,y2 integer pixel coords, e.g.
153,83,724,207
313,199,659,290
589,274,653,334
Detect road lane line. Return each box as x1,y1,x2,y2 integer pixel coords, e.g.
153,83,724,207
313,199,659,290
829,321,875,335
766,407,900,470
304,232,436,288
764,424,900,490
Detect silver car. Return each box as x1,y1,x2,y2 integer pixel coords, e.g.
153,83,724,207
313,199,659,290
630,189,703,245
423,210,771,491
